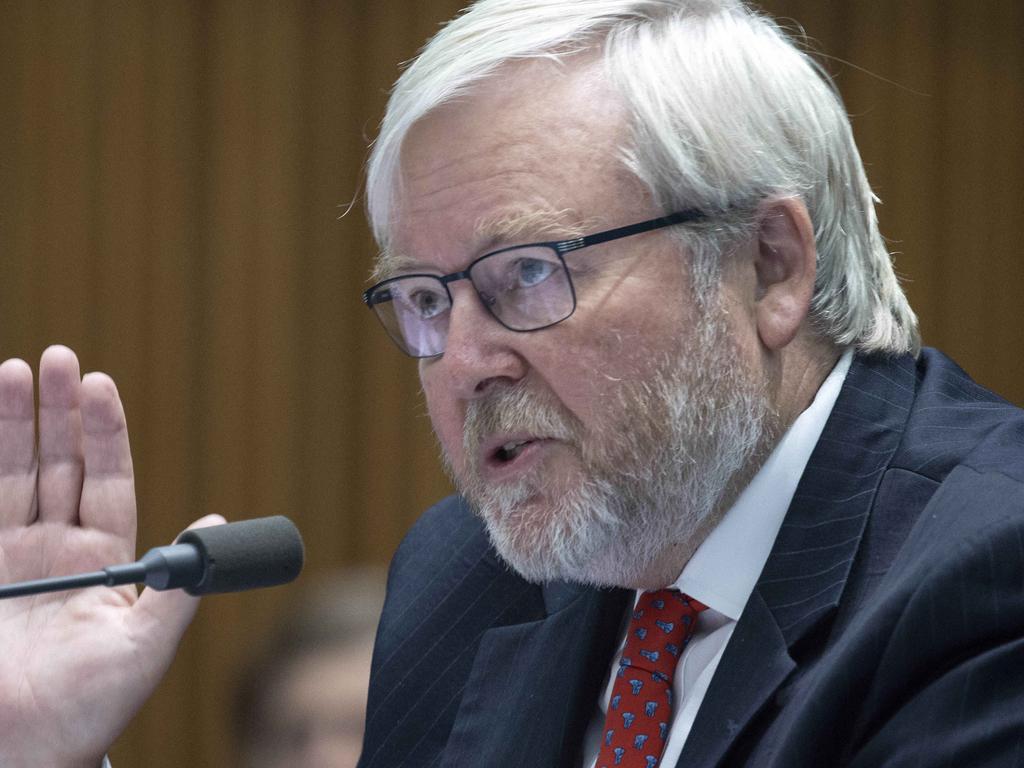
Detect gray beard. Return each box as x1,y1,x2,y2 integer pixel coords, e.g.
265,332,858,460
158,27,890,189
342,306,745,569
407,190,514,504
444,308,779,589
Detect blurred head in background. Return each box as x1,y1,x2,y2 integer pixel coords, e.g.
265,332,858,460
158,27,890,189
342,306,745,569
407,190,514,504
233,569,385,768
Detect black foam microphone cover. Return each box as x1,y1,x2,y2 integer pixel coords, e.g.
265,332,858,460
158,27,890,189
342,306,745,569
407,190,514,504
176,515,305,595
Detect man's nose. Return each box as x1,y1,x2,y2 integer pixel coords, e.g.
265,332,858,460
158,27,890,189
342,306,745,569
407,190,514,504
433,283,527,399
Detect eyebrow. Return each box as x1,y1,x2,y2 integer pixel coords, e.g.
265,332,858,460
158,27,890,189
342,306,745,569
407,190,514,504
373,207,593,282
371,251,421,282
474,207,589,244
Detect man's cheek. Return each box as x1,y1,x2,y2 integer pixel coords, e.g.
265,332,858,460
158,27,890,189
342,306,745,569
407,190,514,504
425,398,467,471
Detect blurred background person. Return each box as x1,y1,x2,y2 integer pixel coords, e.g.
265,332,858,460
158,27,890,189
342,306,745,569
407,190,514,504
232,570,385,768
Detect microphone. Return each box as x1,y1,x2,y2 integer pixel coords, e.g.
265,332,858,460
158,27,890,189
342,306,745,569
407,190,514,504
0,516,305,600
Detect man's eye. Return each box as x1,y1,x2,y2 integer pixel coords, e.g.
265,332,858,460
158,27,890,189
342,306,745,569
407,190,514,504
408,288,447,319
513,257,557,288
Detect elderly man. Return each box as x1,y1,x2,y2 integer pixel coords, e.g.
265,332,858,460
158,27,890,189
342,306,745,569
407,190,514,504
0,1,1022,767
355,1,1024,766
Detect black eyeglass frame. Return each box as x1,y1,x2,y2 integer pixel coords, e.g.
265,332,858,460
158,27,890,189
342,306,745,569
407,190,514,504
362,208,707,358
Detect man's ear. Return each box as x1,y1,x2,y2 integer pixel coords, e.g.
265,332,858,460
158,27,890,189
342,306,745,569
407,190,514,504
754,197,817,350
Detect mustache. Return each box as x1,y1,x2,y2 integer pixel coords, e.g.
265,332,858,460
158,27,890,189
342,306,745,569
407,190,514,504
463,383,580,461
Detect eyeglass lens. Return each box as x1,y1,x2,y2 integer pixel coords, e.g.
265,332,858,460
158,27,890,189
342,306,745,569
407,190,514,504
367,246,575,357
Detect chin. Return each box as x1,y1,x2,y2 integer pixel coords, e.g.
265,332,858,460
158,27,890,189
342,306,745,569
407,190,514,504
472,486,670,589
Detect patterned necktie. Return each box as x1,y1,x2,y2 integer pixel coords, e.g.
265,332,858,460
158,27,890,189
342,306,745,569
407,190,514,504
595,589,707,768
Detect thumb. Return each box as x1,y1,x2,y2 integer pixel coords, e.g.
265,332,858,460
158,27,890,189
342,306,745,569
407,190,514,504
129,514,227,666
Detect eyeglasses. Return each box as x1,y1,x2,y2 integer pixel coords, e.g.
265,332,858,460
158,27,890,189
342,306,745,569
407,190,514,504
363,209,706,358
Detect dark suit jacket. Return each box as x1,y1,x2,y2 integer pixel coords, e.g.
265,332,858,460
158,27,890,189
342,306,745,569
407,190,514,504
358,350,1024,767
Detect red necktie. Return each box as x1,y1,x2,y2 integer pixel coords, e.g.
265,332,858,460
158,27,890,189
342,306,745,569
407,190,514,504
595,590,707,768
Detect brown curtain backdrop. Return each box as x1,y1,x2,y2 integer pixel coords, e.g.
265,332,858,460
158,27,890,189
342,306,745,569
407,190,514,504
0,1,1020,765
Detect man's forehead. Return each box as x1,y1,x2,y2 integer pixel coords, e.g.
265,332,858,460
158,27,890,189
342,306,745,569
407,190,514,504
400,55,625,183
373,56,632,280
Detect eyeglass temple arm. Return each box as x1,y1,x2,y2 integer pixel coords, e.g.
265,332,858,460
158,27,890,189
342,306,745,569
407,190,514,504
556,209,706,254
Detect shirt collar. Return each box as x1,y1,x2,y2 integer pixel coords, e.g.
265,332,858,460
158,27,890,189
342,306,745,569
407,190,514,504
671,349,853,620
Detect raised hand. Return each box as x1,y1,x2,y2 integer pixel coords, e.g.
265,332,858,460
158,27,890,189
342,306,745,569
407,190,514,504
0,346,219,768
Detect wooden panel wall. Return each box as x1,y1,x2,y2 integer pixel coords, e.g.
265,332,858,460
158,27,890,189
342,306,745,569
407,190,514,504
0,1,1020,765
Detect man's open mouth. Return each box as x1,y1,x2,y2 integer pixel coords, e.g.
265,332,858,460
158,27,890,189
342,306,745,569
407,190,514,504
495,439,534,463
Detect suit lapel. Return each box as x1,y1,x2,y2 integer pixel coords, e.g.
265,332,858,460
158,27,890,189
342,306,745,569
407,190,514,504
676,353,917,768
677,590,794,768
441,583,630,768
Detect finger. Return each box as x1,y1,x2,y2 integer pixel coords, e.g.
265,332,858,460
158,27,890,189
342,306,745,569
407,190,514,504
37,346,85,524
175,513,228,540
78,371,137,546
0,358,38,526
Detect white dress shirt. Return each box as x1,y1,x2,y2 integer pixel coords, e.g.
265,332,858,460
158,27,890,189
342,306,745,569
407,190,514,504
582,350,852,767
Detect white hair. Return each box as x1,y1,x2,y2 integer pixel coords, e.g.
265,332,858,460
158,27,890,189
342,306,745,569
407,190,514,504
366,0,920,355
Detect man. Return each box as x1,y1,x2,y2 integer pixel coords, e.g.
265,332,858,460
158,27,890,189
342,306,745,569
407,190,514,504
355,1,1024,766
0,1,1021,767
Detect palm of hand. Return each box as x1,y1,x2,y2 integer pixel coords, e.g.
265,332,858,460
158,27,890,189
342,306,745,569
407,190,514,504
0,347,204,768
0,527,141,765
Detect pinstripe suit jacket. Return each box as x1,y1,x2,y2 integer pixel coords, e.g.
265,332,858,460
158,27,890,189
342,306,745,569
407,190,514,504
358,349,1024,767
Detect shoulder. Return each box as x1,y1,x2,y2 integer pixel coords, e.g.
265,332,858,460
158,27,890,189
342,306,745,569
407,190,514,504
861,347,1024,585
893,347,1024,483
859,349,1024,651
387,494,494,590
853,348,1024,554
815,353,1024,760
361,496,545,767
378,494,537,643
